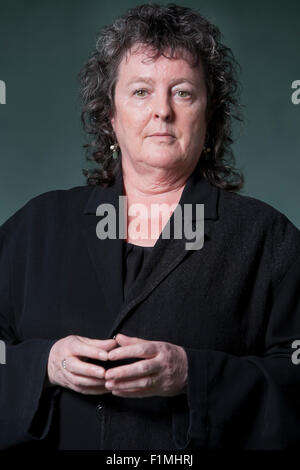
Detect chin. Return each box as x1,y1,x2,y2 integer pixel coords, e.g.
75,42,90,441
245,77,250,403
145,156,181,169
141,149,182,168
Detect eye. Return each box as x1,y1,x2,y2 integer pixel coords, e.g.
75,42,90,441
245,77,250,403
175,90,192,98
133,89,148,97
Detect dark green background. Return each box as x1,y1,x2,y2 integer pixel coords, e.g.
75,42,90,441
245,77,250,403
0,0,299,226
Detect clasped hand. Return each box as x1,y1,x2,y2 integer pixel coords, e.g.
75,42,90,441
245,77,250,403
47,334,188,397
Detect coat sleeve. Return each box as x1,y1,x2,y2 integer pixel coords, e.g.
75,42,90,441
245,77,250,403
0,220,61,449
183,213,300,450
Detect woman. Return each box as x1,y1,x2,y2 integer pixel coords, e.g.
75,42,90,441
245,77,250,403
1,3,300,450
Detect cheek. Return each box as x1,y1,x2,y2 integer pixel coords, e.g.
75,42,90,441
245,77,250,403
181,116,205,137
122,107,150,134
189,107,207,136
180,112,207,150
113,111,149,143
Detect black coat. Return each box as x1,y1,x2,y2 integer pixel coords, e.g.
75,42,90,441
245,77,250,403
1,163,300,450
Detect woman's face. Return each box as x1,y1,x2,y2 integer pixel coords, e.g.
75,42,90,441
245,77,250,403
111,45,208,174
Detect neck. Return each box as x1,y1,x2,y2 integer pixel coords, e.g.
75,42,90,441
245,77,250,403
121,160,197,246
121,159,195,202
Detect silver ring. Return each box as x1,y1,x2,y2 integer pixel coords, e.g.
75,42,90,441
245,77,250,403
61,358,67,370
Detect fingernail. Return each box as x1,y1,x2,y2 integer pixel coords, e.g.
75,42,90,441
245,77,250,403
105,381,114,388
99,351,107,361
96,369,104,378
105,371,115,380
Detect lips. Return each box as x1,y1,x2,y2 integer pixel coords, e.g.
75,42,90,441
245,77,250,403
148,133,174,137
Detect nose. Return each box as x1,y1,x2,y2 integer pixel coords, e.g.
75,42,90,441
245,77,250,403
153,90,173,122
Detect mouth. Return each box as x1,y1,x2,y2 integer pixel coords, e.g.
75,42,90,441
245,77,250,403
148,134,176,142
149,133,174,137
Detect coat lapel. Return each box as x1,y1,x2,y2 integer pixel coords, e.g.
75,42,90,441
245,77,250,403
81,161,219,338
81,170,125,323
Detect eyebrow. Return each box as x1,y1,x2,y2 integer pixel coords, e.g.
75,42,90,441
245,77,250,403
126,77,198,87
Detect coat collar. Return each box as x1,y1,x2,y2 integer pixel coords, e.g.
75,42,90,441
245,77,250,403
81,160,220,338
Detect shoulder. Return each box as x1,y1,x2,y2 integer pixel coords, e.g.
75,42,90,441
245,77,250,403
220,187,283,219
219,187,299,235
24,185,93,212
0,185,94,238
218,187,300,282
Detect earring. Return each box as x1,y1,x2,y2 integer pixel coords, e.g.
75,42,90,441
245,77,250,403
203,147,211,154
110,143,119,160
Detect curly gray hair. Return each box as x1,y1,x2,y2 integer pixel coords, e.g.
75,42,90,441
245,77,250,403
79,3,244,191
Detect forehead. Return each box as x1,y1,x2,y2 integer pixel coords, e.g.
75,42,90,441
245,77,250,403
116,44,204,83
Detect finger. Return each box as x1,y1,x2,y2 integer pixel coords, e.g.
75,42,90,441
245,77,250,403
111,389,154,398
104,341,119,352
64,356,105,379
78,337,118,351
75,337,117,354
105,358,160,381
115,334,147,346
66,371,106,388
107,341,157,362
69,340,112,361
106,375,157,391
